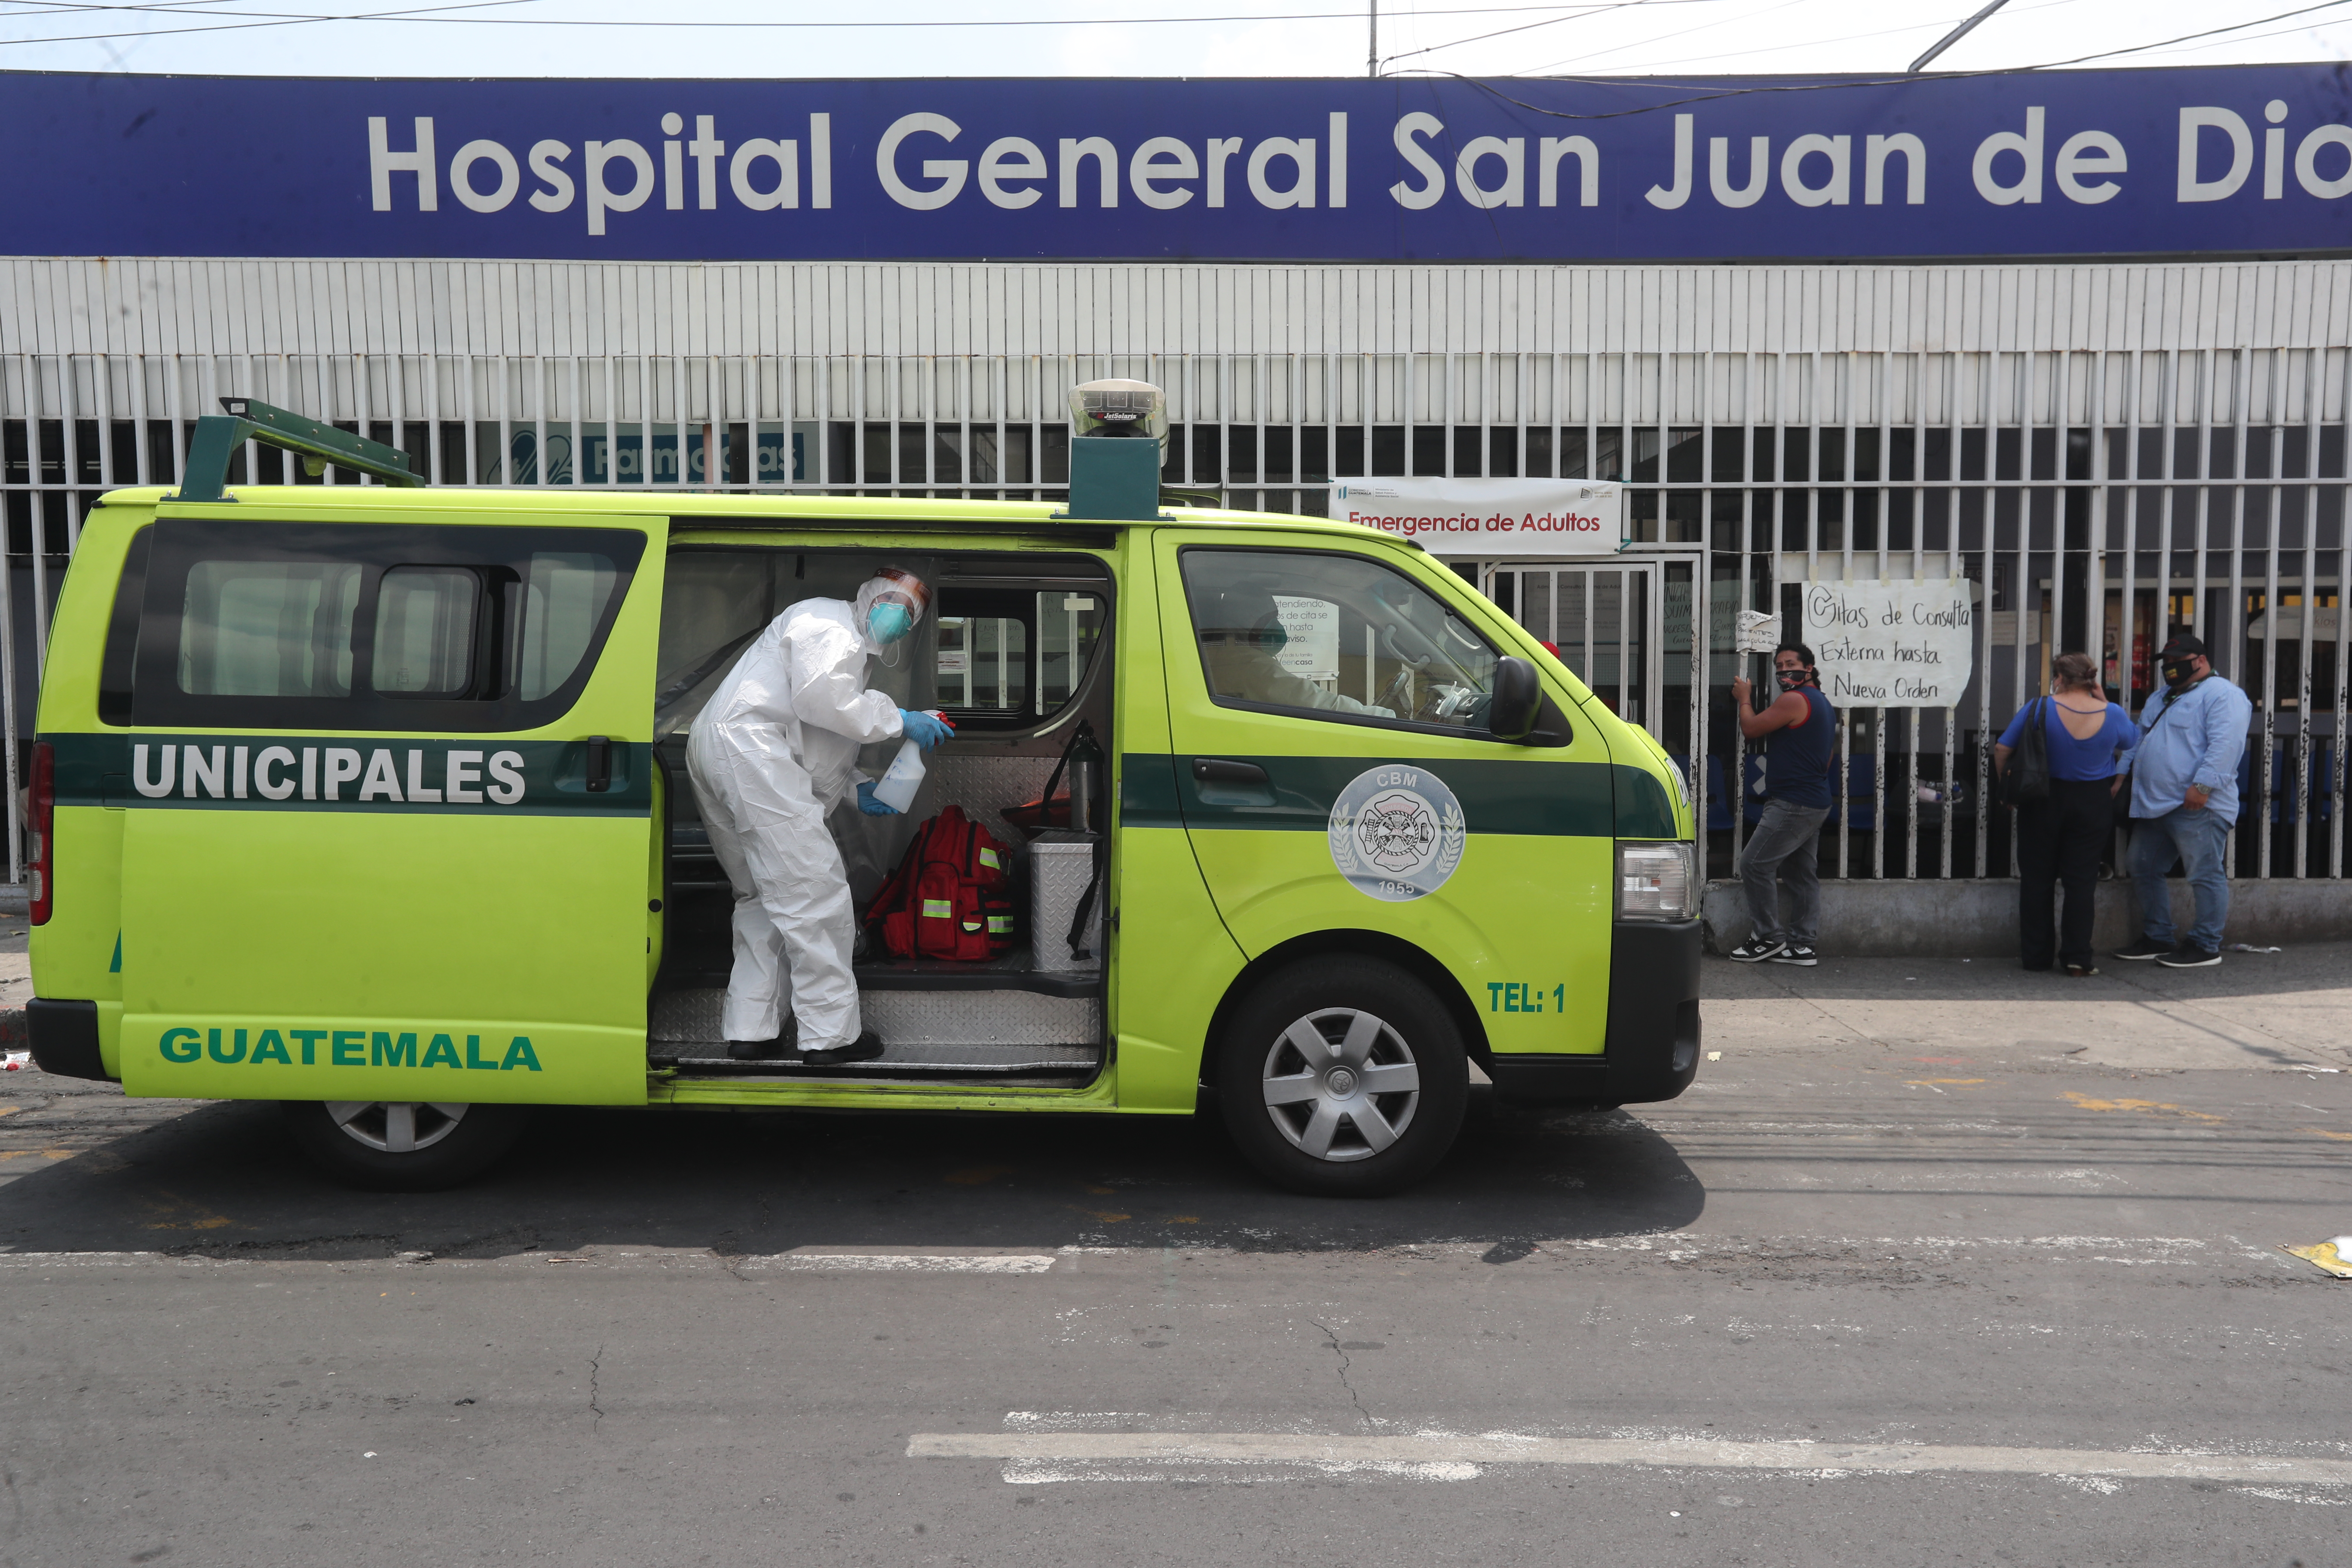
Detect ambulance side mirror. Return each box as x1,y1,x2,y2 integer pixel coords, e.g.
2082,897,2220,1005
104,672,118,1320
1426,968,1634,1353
1489,656,1542,742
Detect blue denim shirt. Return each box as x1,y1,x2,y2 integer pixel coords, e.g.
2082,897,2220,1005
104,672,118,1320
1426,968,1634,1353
2129,673,2254,826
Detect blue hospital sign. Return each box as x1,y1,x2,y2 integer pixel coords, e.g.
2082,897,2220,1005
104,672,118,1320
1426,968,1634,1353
5,68,2351,261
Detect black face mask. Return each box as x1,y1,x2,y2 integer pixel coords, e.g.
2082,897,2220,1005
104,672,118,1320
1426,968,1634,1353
2162,658,2197,689
1775,670,1809,692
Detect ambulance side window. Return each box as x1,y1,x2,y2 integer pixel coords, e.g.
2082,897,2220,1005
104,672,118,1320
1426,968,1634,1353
129,520,643,732
1179,547,1503,735
178,560,362,698
371,567,479,697
97,526,153,724
519,552,622,701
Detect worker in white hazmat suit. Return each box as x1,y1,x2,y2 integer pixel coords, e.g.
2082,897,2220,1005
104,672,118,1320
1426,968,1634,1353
686,567,954,1063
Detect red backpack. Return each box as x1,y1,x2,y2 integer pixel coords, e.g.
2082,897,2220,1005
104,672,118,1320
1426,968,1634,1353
866,805,1018,962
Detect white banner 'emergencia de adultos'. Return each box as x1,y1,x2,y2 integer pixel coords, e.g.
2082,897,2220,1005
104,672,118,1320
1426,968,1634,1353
1332,478,1626,559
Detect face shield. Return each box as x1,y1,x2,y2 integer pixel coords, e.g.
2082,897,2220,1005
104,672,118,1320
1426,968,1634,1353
1214,590,1290,653
854,567,931,662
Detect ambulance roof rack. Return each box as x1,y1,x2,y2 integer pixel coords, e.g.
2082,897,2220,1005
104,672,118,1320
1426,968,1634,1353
168,397,423,504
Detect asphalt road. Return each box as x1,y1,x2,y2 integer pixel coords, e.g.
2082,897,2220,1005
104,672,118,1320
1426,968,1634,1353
3,939,2349,1567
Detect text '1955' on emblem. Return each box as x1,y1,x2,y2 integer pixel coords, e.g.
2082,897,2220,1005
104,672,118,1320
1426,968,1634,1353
1327,765,1468,902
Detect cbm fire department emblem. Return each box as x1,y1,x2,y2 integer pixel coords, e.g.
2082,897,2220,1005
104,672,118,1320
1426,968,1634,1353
1327,766,1468,902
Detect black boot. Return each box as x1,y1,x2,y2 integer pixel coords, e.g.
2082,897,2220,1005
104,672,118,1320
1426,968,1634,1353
800,1030,885,1066
727,1018,799,1061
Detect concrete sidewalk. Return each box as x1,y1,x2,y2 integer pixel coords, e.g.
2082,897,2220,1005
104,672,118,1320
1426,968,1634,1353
1703,937,2352,1075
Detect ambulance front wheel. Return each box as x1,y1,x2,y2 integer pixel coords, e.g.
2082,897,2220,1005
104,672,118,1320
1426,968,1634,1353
1216,958,1469,1198
282,1100,534,1192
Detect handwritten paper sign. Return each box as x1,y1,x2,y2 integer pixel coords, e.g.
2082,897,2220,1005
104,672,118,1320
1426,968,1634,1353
1800,581,1975,708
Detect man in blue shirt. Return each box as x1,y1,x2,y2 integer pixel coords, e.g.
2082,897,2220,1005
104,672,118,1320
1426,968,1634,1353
1726,643,1838,968
2114,633,2254,969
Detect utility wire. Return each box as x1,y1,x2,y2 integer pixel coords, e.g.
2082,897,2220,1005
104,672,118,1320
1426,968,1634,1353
0,0,533,42
1451,0,2352,116
1377,0,1707,69
0,0,1732,45
1516,0,1806,75
1565,6,2033,71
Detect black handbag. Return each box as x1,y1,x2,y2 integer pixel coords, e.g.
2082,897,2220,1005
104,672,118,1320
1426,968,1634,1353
2001,697,2052,805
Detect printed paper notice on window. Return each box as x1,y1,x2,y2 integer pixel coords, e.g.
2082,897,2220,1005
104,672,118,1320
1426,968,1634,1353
1800,581,1975,709
1273,595,1341,682
1332,477,1626,559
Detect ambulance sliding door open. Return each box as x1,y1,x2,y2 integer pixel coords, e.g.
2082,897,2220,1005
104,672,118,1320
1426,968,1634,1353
646,544,1115,1084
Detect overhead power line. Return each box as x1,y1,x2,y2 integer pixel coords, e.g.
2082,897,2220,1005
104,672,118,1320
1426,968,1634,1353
1458,0,2352,113
1377,0,1714,70
0,0,1732,46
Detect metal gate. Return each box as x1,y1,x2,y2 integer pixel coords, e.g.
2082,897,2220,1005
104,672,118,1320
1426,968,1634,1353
1482,560,1666,739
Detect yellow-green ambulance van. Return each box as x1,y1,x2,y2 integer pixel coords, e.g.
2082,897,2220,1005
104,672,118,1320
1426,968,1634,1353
26,394,1699,1197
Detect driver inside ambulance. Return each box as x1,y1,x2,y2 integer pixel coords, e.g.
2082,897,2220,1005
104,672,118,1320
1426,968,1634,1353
1200,588,1394,717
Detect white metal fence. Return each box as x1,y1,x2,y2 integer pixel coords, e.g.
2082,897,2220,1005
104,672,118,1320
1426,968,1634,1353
6,256,2347,887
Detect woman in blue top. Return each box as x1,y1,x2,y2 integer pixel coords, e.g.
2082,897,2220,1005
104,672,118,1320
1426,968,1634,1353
1994,652,2141,976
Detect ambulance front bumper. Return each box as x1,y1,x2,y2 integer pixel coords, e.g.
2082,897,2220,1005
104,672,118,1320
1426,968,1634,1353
1482,919,1701,1107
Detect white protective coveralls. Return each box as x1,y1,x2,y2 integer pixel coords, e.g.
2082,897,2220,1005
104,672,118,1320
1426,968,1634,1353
686,583,915,1048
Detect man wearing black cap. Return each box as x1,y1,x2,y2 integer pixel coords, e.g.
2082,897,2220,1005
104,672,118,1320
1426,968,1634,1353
2114,633,2253,968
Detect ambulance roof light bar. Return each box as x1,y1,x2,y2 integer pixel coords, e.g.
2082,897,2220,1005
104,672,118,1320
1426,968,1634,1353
1060,378,1183,523
168,396,424,505
1068,378,1169,455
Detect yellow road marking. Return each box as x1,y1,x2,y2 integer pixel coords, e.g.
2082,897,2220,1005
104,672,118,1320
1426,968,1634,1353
2063,1092,2226,1124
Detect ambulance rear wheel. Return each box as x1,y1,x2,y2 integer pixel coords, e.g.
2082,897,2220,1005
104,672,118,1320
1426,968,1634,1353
282,1100,533,1192
1216,958,1468,1197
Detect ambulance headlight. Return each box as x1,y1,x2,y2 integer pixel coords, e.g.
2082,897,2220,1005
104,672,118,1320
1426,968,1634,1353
1617,841,1695,922
1069,378,1168,456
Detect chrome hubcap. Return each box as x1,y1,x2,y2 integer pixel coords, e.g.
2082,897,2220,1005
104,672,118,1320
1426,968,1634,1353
325,1101,470,1155
1260,1008,1421,1164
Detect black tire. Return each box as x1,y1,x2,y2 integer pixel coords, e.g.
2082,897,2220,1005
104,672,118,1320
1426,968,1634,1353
281,1100,533,1192
1216,958,1469,1197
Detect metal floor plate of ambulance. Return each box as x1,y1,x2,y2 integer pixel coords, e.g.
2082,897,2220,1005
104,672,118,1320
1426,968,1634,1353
648,987,1102,1070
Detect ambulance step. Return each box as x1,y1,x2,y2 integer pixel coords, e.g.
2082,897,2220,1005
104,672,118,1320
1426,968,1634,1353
650,1042,1100,1075
649,986,1102,1051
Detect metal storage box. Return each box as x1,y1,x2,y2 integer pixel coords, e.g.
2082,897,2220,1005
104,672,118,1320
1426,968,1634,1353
1025,831,1104,973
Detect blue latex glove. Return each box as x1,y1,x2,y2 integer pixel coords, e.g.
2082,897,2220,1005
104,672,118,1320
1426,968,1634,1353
856,780,899,816
899,708,954,750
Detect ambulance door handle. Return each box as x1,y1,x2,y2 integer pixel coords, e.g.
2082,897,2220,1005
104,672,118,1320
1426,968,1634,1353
585,735,612,793
1193,758,1268,787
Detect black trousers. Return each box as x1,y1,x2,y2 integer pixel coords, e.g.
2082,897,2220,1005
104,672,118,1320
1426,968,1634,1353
2016,776,2116,969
